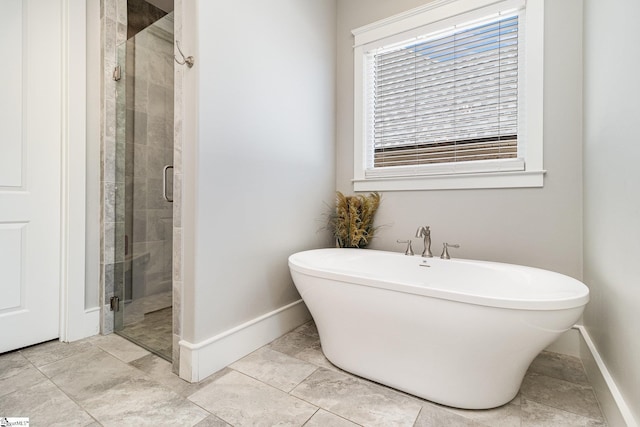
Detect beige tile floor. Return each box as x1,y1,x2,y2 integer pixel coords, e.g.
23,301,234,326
0,321,607,426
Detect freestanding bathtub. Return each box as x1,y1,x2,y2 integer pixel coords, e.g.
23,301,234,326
288,248,589,409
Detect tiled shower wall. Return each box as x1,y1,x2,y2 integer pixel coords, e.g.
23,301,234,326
101,0,127,335
172,0,184,373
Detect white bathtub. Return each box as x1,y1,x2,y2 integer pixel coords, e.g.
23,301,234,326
288,248,589,409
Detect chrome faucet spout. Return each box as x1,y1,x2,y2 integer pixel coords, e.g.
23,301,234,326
415,226,433,258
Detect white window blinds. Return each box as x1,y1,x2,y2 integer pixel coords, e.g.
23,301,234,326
369,14,520,173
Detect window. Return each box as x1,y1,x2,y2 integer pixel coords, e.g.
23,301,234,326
352,0,544,191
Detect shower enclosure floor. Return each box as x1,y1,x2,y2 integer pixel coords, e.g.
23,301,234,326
123,290,172,325
117,306,172,361
117,291,172,360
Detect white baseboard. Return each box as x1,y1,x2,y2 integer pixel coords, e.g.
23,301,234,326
576,325,637,427
178,299,311,382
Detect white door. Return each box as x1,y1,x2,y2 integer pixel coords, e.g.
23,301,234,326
0,0,63,353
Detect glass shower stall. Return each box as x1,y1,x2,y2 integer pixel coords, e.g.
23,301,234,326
113,12,174,361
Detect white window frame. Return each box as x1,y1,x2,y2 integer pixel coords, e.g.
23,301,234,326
352,0,544,191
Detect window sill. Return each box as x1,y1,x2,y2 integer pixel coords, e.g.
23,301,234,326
352,170,545,192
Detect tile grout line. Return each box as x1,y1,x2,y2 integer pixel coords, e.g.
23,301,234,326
271,337,426,427
523,397,607,425
32,343,116,426
286,367,423,427
411,406,424,427
33,341,193,427
299,408,320,427
522,371,606,423
577,355,610,425
120,350,220,425
204,362,368,426
29,354,104,427
264,345,366,425
187,367,316,427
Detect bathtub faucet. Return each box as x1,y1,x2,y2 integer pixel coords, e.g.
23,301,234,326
415,226,433,258
440,243,460,259
397,239,414,256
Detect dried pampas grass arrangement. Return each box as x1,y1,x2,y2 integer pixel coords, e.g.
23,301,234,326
329,191,381,248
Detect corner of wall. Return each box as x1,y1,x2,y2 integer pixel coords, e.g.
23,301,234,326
544,327,581,357
577,325,638,427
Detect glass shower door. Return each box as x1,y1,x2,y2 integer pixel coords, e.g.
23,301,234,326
113,13,174,361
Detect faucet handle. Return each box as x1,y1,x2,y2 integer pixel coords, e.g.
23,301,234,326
440,242,460,260
397,239,414,256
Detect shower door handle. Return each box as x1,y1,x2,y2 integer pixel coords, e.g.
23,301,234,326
163,165,174,203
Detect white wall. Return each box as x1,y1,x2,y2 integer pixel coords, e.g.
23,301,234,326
63,0,100,341
182,0,336,350
336,0,584,278
583,0,640,421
